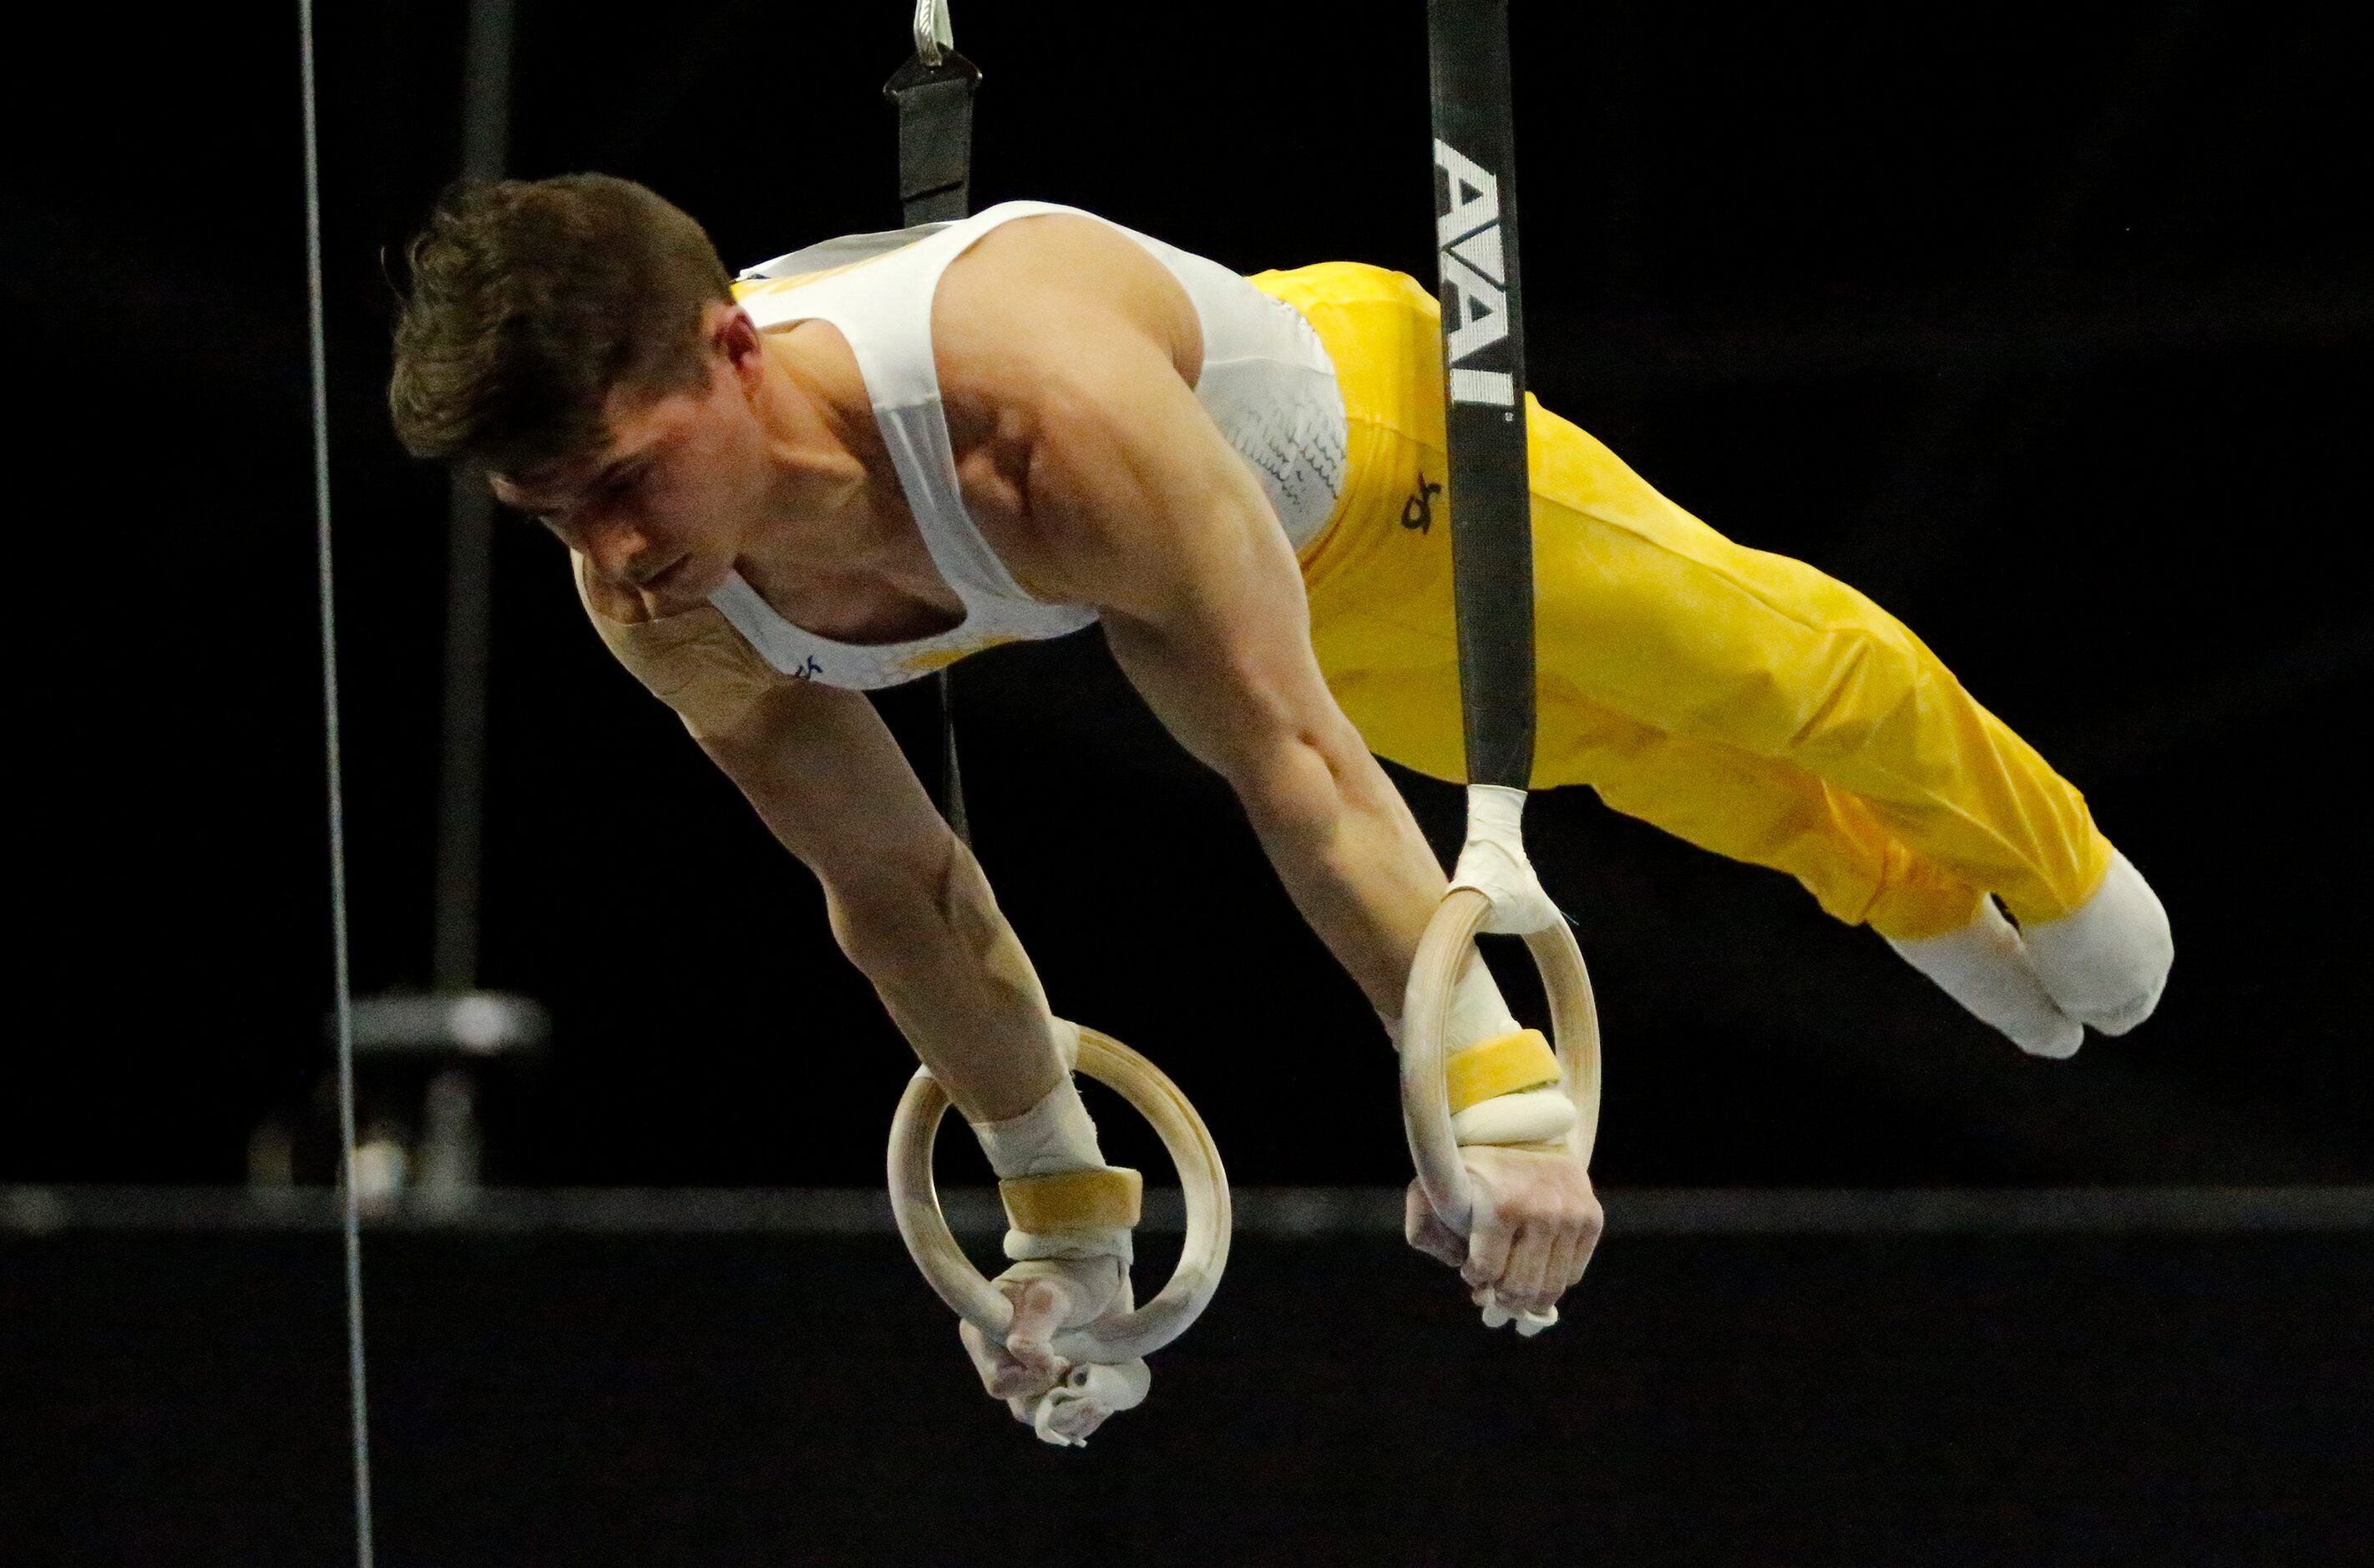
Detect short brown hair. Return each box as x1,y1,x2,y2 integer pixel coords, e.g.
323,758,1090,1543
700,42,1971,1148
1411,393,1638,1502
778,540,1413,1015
388,174,735,473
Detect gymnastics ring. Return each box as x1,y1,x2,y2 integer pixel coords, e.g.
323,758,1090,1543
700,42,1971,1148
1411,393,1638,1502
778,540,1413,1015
1400,888,1603,1241
887,1023,1232,1365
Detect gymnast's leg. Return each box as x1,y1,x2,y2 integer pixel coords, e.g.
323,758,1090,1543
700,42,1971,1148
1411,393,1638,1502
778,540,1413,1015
1267,262,2170,1051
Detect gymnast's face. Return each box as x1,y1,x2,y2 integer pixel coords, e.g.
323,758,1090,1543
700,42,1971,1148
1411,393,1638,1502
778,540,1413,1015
492,305,776,618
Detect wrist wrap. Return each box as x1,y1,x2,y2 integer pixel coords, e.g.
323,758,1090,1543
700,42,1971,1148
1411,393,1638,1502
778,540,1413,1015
1445,1029,1562,1114
969,1070,1136,1264
972,1073,1103,1178
1445,1029,1577,1146
999,1166,1143,1233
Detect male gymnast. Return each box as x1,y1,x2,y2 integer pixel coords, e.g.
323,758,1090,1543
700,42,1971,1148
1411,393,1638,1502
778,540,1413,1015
388,175,2173,1441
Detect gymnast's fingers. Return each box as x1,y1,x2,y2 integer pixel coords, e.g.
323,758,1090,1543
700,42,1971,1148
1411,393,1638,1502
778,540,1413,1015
1041,1399,1111,1444
960,1316,1055,1403
959,1317,1007,1393
998,1277,1070,1388
1567,1198,1605,1289
1404,1180,1468,1268
959,1280,1069,1402
1530,1229,1576,1317
1496,1221,1554,1315
1533,1218,1585,1313
1545,1219,1587,1302
1460,1200,1516,1292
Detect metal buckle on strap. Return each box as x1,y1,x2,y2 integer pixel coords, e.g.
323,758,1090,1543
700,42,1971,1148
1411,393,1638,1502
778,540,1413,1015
912,0,955,66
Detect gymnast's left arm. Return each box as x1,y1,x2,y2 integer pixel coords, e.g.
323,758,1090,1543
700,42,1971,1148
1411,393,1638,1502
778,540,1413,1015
996,315,1599,1319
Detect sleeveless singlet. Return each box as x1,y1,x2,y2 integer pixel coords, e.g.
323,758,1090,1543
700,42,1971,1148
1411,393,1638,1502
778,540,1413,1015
701,200,1349,690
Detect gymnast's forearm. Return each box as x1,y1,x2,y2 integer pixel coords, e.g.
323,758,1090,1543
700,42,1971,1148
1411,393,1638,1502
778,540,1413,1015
1236,738,1448,1019
687,692,1070,1126
825,836,1071,1125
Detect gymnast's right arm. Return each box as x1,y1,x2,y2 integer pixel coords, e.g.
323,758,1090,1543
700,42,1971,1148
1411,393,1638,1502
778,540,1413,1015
569,554,1067,1125
574,560,1148,1441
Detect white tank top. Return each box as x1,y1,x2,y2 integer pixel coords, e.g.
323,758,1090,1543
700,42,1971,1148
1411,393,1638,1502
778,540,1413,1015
712,200,1349,690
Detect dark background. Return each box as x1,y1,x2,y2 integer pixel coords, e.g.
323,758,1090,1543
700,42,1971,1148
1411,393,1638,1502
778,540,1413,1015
9,1228,2370,1565
8,0,2369,1189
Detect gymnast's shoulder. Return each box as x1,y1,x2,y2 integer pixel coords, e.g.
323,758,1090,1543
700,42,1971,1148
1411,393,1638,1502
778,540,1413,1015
931,212,1204,406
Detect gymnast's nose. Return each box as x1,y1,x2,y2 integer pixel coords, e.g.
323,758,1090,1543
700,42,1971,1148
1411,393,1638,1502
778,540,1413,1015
575,510,661,586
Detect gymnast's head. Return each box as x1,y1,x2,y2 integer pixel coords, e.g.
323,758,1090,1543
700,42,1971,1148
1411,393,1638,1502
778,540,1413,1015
389,174,775,609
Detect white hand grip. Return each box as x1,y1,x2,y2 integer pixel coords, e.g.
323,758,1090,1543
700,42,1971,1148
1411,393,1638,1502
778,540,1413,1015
1400,879,1602,1277
887,1024,1232,1365
1028,1358,1152,1448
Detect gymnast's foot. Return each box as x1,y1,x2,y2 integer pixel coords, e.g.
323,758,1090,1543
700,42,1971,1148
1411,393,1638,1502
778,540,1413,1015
1886,851,2173,1057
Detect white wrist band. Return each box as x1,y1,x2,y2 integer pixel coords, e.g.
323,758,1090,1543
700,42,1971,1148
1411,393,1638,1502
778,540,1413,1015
1448,956,1524,1049
971,1066,1134,1262
1380,952,1526,1053
971,1073,1105,1180
1004,1226,1135,1264
1451,1086,1577,1146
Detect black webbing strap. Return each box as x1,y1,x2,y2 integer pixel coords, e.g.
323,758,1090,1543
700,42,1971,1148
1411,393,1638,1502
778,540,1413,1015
885,48,981,228
1426,0,1536,792
884,38,981,838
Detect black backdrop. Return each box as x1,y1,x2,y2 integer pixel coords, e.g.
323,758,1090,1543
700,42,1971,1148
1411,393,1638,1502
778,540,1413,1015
8,0,2368,1189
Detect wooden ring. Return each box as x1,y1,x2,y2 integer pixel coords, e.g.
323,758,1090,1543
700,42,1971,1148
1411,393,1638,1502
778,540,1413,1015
1400,888,1603,1237
886,1024,1232,1364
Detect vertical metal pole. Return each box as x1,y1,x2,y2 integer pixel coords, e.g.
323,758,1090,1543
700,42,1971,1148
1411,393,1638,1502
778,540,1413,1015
458,0,514,183
431,0,514,991
297,1,377,1554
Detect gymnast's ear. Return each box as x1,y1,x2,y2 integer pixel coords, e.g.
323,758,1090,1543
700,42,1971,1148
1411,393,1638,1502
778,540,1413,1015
709,302,767,392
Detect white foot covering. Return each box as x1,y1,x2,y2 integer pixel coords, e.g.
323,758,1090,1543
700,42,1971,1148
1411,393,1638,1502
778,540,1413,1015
2019,852,2174,1035
1886,898,2086,1059
1886,852,2174,1055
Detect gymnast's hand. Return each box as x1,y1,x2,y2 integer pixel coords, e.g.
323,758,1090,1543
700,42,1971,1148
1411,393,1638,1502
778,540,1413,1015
958,1254,1149,1446
1403,1143,1603,1324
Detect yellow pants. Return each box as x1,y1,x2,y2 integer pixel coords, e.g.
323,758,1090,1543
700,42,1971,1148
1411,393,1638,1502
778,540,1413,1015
1250,262,2113,940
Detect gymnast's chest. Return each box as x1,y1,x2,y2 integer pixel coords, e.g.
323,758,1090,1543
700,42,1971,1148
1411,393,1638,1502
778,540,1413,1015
738,448,1051,645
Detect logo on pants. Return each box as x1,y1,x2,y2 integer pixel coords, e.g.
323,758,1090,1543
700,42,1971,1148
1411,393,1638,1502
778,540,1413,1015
1401,474,1443,536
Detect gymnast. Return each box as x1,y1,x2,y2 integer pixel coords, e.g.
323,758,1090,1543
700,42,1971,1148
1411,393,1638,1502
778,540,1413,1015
387,174,2172,1439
